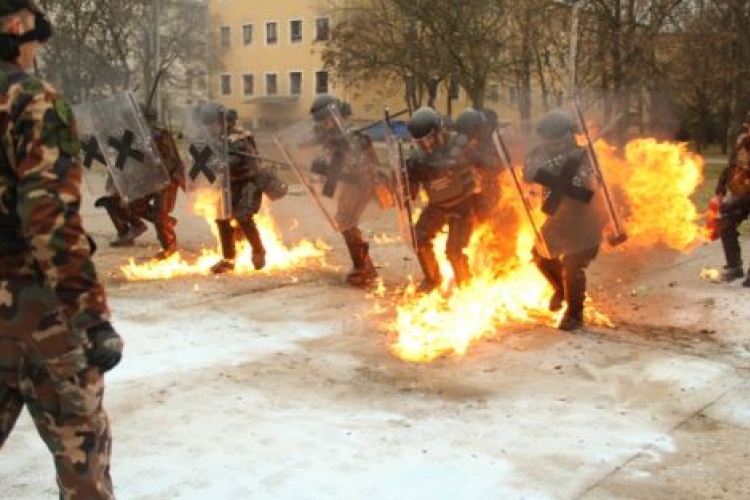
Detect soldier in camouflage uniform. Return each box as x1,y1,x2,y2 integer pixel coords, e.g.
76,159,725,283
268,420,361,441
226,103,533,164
0,2,123,499
203,104,271,274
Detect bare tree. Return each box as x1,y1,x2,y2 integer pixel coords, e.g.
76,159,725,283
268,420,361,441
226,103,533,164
38,0,207,114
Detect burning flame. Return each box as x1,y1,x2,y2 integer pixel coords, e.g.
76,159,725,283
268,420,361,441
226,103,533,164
382,138,704,363
121,189,330,280
595,138,705,252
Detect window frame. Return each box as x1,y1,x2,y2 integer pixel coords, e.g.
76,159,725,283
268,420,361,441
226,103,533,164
265,72,279,96
242,23,253,46
220,73,232,96
290,19,303,43
265,20,278,45
242,73,255,97
289,71,302,95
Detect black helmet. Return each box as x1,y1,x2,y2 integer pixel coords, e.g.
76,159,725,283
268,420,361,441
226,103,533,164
481,108,498,132
536,109,574,141
408,107,441,140
454,108,488,140
226,109,238,123
199,102,226,126
310,94,339,122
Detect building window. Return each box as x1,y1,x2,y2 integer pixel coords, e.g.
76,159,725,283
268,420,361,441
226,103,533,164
314,71,328,94
243,74,254,97
289,71,302,95
243,24,253,46
220,26,230,49
290,20,302,43
266,22,278,45
315,17,329,41
221,74,231,96
266,73,278,96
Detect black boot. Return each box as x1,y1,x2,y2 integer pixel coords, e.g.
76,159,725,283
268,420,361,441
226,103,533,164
95,196,136,246
342,228,377,286
416,246,441,293
532,249,565,312
237,216,266,270
450,256,471,288
718,227,744,282
211,219,236,274
559,266,586,331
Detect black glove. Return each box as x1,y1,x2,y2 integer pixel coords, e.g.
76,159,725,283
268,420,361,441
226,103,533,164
86,322,123,373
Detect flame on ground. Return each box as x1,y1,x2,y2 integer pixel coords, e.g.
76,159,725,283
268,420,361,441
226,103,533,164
383,138,705,363
121,189,330,280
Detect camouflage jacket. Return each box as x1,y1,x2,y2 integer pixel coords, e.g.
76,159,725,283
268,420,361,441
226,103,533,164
152,124,185,189
0,62,110,333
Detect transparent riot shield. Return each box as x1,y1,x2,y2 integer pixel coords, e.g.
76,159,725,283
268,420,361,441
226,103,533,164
273,105,379,232
383,115,417,251
181,105,231,220
72,101,108,195
86,92,170,203
498,116,613,260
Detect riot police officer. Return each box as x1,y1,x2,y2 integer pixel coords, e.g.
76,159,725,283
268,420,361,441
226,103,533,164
405,106,483,292
308,94,378,287
714,109,750,285
128,104,184,260
202,103,269,274
454,107,503,220
523,109,606,330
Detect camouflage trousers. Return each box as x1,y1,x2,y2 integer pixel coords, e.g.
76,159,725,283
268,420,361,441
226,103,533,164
0,332,115,500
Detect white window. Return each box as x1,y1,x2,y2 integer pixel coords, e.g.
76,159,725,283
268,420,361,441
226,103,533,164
220,26,230,49
314,70,328,94
221,74,231,96
289,71,302,95
266,73,278,95
290,20,302,43
242,24,253,45
243,74,254,97
266,21,278,45
314,17,329,41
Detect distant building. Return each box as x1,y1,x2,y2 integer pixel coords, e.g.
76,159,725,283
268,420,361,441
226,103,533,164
207,1,569,130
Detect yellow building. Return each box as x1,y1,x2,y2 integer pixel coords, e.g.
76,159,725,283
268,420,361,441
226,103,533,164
208,0,340,129
206,1,553,129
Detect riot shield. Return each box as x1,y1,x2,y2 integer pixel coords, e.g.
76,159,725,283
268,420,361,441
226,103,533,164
500,115,612,260
383,112,417,251
86,92,170,203
272,105,380,232
181,105,231,220
72,101,108,195
72,102,107,172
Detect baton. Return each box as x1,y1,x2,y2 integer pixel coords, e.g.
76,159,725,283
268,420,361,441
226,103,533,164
490,129,550,258
572,100,628,246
